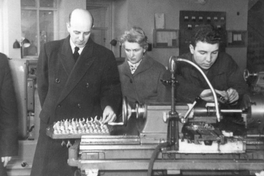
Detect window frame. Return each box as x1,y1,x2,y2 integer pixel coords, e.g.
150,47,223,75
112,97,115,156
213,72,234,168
21,0,58,57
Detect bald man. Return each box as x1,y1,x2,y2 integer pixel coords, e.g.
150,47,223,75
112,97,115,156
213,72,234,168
31,9,122,176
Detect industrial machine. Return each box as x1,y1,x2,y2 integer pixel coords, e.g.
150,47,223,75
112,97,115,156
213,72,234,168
48,57,264,176
6,58,39,176
244,69,264,94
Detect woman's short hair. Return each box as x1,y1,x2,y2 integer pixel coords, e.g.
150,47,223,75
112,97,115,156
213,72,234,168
120,26,148,50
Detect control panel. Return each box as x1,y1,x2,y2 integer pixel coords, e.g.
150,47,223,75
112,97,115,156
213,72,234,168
179,11,226,55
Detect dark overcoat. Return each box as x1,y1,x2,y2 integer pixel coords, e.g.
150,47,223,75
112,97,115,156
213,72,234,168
31,37,122,176
0,54,18,176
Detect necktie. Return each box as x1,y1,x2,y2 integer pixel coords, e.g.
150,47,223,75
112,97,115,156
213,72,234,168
73,47,79,62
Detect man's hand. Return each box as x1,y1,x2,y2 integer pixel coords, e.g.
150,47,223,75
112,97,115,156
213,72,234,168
102,106,116,124
1,156,11,167
200,88,239,104
200,89,217,102
226,88,239,103
215,89,229,102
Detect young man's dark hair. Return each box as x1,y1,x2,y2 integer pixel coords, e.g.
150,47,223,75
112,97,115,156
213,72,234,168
191,24,222,47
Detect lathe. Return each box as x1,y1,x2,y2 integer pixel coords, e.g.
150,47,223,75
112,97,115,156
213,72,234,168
47,57,264,176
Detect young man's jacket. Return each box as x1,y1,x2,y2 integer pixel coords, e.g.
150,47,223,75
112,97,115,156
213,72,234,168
0,53,18,176
175,52,249,103
31,36,122,176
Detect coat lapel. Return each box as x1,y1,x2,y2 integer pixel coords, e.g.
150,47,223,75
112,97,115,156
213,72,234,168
122,61,133,77
59,36,75,75
133,55,153,76
57,38,96,104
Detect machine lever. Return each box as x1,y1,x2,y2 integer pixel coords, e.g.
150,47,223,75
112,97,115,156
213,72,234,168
183,98,199,121
243,69,258,81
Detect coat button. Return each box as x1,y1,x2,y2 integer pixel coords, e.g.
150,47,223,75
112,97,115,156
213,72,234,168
86,83,89,88
55,78,60,83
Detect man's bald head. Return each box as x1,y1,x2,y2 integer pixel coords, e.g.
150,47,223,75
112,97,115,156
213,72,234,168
68,9,94,27
67,9,94,48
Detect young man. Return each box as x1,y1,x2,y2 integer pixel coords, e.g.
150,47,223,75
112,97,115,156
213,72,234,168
175,24,248,105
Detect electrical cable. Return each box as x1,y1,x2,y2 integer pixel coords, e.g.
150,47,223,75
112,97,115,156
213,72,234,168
147,142,169,176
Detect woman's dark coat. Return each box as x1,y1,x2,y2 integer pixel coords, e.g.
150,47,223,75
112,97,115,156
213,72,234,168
116,55,170,135
118,55,169,106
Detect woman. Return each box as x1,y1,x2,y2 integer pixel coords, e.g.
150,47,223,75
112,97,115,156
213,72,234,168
117,27,170,135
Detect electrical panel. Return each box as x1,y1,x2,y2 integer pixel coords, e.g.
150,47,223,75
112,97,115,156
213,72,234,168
179,11,226,55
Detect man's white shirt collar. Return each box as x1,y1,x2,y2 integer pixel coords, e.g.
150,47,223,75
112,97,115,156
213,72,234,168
69,39,84,54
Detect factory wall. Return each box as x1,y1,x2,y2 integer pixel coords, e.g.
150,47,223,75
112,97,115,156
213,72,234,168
1,0,248,69
0,0,87,59
112,0,248,69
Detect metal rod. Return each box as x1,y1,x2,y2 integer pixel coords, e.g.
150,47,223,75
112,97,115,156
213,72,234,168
246,141,264,144
220,109,243,113
169,56,176,113
171,73,176,113
247,134,264,138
